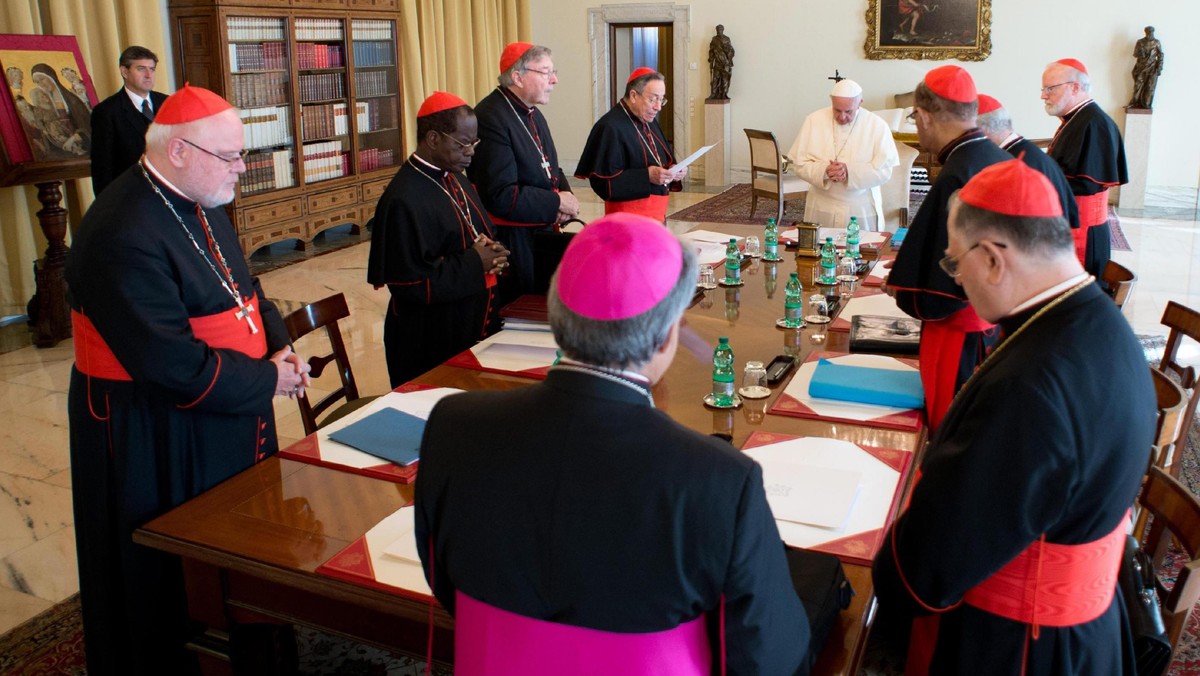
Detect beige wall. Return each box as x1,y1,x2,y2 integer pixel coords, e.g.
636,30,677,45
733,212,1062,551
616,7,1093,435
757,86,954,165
531,0,1198,192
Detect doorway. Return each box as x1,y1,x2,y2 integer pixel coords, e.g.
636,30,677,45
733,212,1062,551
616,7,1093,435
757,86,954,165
609,23,674,145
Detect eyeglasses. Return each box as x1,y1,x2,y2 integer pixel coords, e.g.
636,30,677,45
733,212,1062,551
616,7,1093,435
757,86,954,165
640,92,668,106
524,67,558,78
905,110,918,122
1040,82,1074,95
438,131,481,151
180,138,248,164
939,240,1007,277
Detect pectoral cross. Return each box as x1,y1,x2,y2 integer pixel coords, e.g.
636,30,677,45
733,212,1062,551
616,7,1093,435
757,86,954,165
828,69,845,84
235,301,259,334
540,159,552,179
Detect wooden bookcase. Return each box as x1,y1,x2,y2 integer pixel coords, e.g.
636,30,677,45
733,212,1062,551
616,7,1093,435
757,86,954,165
168,0,405,257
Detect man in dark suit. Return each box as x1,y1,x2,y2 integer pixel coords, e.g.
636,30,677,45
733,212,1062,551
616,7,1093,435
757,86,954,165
90,45,169,194
416,213,813,674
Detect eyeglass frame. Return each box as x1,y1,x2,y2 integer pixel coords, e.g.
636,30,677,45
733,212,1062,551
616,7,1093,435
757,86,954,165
523,67,558,78
939,240,1008,277
1040,81,1075,95
437,131,481,151
637,90,668,107
180,138,248,164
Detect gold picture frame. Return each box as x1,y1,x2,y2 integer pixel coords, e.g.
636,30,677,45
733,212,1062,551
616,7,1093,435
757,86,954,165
792,221,820,258
864,0,992,62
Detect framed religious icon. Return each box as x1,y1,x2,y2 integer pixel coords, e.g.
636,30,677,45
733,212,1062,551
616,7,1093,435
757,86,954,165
792,221,820,258
0,34,98,183
864,0,992,62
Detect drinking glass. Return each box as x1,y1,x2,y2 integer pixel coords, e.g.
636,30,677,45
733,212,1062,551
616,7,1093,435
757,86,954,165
806,294,831,343
738,361,770,399
837,255,859,299
698,264,717,289
743,236,762,258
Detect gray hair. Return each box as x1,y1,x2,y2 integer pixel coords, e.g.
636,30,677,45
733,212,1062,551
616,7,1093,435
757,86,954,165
624,71,665,99
498,45,553,87
976,108,1013,137
1047,61,1091,94
914,79,977,123
547,239,698,370
949,192,1074,258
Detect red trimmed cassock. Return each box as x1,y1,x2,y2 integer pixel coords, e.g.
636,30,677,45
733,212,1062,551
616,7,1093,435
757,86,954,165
1047,99,1128,278
67,161,291,673
368,154,500,387
885,129,1009,430
574,100,680,222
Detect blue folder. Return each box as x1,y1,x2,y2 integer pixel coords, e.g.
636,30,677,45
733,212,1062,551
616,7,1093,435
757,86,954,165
891,228,908,247
808,359,924,409
327,408,425,466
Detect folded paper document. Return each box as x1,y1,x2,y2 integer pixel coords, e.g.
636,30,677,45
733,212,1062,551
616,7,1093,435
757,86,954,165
808,358,924,409
328,407,425,466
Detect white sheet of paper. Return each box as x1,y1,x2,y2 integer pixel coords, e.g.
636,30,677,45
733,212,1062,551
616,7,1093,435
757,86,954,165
837,292,908,324
502,319,552,332
671,143,718,172
743,436,903,551
759,463,862,529
691,241,729,266
868,259,893,282
361,507,430,594
683,229,741,244
315,388,462,468
381,507,421,563
781,353,919,421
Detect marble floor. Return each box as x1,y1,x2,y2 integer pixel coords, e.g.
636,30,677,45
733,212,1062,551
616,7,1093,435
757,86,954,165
1,181,1198,638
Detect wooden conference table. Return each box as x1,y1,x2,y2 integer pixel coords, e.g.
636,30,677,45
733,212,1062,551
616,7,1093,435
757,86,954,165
135,224,924,675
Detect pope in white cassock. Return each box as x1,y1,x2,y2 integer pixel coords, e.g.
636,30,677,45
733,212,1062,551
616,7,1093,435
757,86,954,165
788,79,899,230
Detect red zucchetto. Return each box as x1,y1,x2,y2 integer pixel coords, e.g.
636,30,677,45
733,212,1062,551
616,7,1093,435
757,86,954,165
959,157,1064,218
155,84,233,124
923,65,977,103
627,67,657,84
417,91,467,118
976,94,1003,115
1055,58,1088,75
500,42,534,73
555,213,683,320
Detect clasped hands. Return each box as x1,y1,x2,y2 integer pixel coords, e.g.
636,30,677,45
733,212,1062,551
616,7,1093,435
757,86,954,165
272,346,313,399
825,160,849,184
475,235,512,276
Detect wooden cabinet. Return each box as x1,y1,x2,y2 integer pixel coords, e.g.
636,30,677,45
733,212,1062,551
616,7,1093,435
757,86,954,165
168,0,405,257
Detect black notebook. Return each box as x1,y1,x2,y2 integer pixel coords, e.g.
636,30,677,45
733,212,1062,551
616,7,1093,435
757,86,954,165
848,314,921,355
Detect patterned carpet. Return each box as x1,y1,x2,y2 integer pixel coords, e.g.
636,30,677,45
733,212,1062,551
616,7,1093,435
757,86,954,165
667,183,1131,252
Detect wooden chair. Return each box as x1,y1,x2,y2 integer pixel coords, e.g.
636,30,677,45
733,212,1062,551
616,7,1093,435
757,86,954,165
283,293,375,435
1150,366,1188,474
1101,260,1137,309
1160,300,1200,478
744,129,810,224
1132,466,1200,657
880,139,919,232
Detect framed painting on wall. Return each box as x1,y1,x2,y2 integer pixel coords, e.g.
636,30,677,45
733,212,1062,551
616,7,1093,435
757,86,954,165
864,0,992,62
0,34,98,176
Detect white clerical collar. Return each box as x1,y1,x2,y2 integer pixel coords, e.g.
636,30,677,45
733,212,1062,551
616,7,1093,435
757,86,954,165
141,157,192,202
1060,98,1093,119
1005,272,1092,316
125,87,151,112
410,152,447,176
1000,132,1022,150
556,357,650,385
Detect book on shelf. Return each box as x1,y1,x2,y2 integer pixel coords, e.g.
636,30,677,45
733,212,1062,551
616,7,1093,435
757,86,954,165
227,16,285,42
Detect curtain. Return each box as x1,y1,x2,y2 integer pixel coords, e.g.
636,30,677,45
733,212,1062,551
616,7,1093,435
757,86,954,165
400,0,529,151
0,0,166,316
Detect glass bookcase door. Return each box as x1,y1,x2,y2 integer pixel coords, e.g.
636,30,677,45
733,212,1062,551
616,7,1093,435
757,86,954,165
295,17,350,185
227,16,295,196
350,18,401,174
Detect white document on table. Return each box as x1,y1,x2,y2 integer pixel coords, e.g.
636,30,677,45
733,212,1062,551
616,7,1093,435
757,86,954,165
671,142,718,172
472,330,559,371
381,507,421,563
760,463,863,529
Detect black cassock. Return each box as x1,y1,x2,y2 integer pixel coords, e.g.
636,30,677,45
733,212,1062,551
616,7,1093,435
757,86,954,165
66,164,289,674
886,129,1009,428
1047,101,1128,278
368,157,498,387
469,87,572,296
874,281,1154,675
1002,135,1080,232
416,366,812,675
89,89,169,194
574,100,679,216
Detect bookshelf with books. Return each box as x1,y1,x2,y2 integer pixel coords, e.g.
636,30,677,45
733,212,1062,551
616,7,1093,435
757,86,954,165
168,1,405,257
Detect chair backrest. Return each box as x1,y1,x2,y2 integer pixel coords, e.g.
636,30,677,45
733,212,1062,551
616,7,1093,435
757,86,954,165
1160,301,1200,472
893,90,915,109
1149,366,1187,473
879,140,919,232
454,591,711,676
1101,260,1137,309
1132,466,1200,654
745,128,784,187
283,293,360,436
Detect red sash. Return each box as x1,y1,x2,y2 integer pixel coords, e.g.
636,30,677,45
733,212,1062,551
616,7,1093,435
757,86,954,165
73,294,268,381
906,513,1129,676
605,194,670,223
918,305,994,431
1072,191,1109,265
